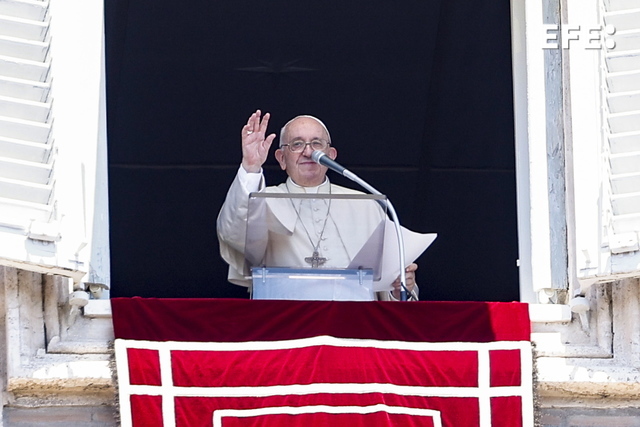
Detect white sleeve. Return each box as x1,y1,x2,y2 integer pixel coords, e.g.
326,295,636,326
236,165,264,194
216,166,265,286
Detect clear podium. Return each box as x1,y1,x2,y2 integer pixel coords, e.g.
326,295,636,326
245,192,387,301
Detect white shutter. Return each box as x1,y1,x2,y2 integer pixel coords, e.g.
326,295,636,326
602,1,640,268
0,0,53,225
604,2,640,248
570,0,640,292
0,0,109,285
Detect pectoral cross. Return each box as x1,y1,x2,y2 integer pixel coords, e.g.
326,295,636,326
305,250,327,268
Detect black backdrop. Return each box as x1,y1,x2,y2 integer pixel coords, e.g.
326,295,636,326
105,0,518,301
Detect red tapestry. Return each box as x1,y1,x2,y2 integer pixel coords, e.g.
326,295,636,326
112,298,533,427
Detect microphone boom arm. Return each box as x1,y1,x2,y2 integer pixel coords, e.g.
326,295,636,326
311,151,412,301
343,170,410,301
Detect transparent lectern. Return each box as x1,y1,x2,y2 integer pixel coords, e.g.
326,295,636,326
245,192,387,301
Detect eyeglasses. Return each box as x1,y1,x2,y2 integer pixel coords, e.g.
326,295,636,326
281,139,330,153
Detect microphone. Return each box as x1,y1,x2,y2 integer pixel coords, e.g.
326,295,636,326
311,150,348,175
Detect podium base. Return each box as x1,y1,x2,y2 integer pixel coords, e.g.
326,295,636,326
251,267,375,301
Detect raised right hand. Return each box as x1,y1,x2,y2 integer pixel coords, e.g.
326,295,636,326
241,109,276,173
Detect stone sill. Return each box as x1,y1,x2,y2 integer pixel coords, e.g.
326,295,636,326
7,357,114,404
529,303,572,323
536,357,640,399
539,380,640,401
83,299,112,318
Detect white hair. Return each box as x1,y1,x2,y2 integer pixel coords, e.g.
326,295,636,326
279,115,332,147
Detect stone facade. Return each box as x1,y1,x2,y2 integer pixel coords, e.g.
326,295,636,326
0,267,114,426
3,265,640,425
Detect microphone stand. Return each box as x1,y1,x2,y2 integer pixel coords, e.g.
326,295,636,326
341,171,411,302
311,150,413,301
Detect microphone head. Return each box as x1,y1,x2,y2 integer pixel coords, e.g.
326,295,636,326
311,150,325,164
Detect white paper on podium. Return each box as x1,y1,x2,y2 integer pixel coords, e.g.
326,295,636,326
348,219,437,291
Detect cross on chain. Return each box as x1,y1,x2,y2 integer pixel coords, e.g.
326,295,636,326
305,250,327,268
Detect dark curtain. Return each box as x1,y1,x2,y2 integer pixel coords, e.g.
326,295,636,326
105,0,518,301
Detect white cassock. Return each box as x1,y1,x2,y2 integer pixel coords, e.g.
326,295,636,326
216,166,398,300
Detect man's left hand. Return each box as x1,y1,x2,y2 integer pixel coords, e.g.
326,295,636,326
391,263,418,300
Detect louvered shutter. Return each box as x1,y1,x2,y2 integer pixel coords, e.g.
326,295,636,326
0,0,109,285
604,2,640,252
0,0,53,227
572,0,640,289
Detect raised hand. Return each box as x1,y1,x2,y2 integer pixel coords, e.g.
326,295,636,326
241,109,276,173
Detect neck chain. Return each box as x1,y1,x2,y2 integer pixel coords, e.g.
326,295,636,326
285,181,332,268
